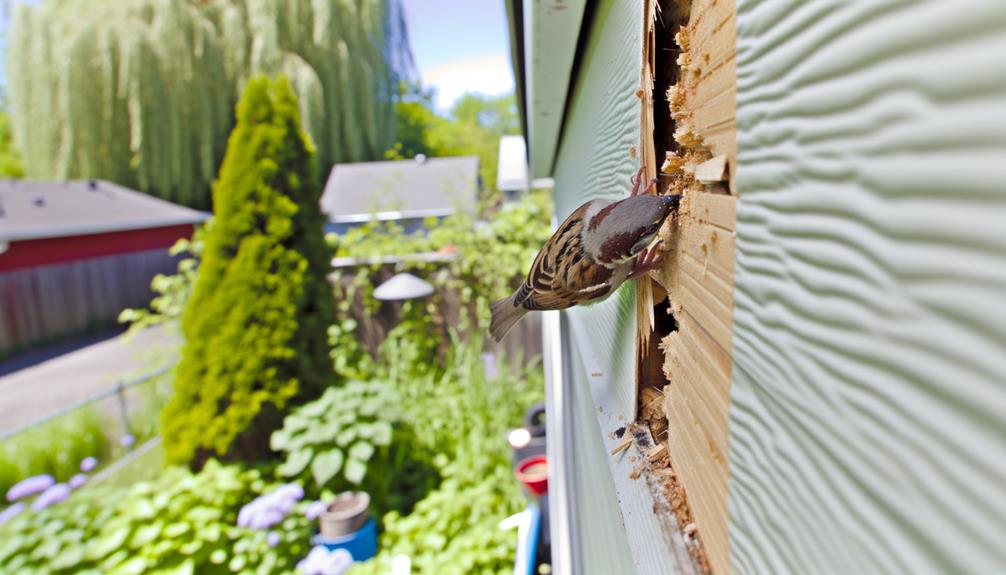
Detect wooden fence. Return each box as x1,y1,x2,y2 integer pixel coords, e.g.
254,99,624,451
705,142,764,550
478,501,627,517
0,249,177,357
330,260,542,367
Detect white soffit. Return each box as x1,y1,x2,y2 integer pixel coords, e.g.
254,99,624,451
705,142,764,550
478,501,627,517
523,0,587,179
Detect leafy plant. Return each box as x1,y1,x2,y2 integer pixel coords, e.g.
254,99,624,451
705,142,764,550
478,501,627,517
0,407,109,499
272,380,440,519
349,472,519,575
118,227,206,334
345,335,543,573
272,381,399,488
0,461,313,574
162,76,336,467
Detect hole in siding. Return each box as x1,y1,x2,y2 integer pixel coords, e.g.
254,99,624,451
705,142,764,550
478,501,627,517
638,296,675,440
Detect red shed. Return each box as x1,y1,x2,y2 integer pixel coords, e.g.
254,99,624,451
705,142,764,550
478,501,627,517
0,180,207,357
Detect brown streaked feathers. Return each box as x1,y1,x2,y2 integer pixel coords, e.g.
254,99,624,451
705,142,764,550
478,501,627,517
489,193,680,342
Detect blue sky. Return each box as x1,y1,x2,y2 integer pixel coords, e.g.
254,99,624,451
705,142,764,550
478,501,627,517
402,0,515,110
1,0,515,110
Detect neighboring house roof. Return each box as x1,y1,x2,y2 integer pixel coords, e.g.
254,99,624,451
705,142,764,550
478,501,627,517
0,180,208,242
497,135,529,192
321,156,479,224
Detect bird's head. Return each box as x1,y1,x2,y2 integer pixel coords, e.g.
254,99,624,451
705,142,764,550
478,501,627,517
582,194,680,265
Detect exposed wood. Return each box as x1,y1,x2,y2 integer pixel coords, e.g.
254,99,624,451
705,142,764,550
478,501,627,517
694,155,727,183
730,1,1006,573
648,0,737,573
634,0,659,354
688,192,735,231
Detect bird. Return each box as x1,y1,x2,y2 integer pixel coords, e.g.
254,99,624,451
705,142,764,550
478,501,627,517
489,171,681,342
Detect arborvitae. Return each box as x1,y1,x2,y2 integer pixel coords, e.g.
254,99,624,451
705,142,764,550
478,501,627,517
162,76,335,466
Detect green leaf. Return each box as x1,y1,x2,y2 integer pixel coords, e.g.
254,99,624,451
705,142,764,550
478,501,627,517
371,422,393,445
209,548,228,564
129,522,162,549
50,544,84,570
344,458,367,484
277,447,314,477
113,556,148,575
87,525,130,561
163,522,191,538
269,428,291,451
335,428,356,447
349,441,375,462
311,449,345,485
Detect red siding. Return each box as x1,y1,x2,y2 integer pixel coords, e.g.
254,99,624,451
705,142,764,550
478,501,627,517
0,224,194,272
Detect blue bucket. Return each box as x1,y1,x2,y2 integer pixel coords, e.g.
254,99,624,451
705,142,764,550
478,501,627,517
312,517,378,561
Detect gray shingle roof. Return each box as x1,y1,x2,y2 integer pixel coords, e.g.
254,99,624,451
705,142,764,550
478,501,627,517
321,156,479,223
0,180,208,242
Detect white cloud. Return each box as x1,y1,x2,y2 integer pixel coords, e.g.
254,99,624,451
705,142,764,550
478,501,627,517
421,54,514,111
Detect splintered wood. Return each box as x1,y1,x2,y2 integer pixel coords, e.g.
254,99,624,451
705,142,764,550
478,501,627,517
648,0,738,574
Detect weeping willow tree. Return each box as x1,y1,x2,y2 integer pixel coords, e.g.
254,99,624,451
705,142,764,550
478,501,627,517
6,0,413,209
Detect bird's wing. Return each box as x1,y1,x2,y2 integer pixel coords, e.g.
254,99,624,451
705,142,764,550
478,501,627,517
514,206,615,311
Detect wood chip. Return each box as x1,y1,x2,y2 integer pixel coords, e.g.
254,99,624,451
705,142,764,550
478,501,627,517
695,155,728,183
610,437,632,456
647,444,667,462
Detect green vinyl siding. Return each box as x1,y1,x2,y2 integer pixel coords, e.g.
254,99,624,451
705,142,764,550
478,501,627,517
730,1,1006,573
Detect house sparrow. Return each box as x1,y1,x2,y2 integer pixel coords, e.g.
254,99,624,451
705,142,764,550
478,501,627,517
490,174,680,342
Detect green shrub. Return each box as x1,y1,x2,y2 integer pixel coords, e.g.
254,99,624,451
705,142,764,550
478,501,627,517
346,336,543,573
162,76,335,466
272,381,399,487
349,472,519,575
0,461,313,574
0,407,109,498
272,380,440,519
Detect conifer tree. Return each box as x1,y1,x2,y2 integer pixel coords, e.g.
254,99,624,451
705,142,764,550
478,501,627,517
162,76,335,466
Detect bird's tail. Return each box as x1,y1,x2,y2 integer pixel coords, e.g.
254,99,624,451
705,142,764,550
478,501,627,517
489,294,528,343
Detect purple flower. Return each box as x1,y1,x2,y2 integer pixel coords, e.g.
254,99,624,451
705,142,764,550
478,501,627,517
238,483,304,530
267,531,281,548
6,475,55,502
79,457,98,472
275,483,304,503
120,434,136,448
305,500,328,520
482,352,498,379
0,502,26,525
31,483,71,511
68,474,88,489
297,546,354,575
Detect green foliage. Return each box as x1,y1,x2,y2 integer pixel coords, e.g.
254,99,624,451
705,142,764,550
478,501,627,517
118,226,206,334
329,188,552,338
0,408,109,499
385,85,519,195
272,380,440,518
272,381,399,487
349,474,517,575
0,110,24,177
0,461,313,574
347,336,543,573
6,0,413,208
162,77,335,466
0,371,173,497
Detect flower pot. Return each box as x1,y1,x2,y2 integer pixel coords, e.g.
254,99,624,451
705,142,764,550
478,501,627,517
313,517,378,562
516,455,548,496
319,491,370,538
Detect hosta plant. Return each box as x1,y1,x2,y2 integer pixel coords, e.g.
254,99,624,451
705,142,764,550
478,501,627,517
0,460,314,574
271,381,400,489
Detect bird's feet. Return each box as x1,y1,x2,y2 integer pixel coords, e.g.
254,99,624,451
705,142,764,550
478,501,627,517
629,241,665,278
630,167,658,197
